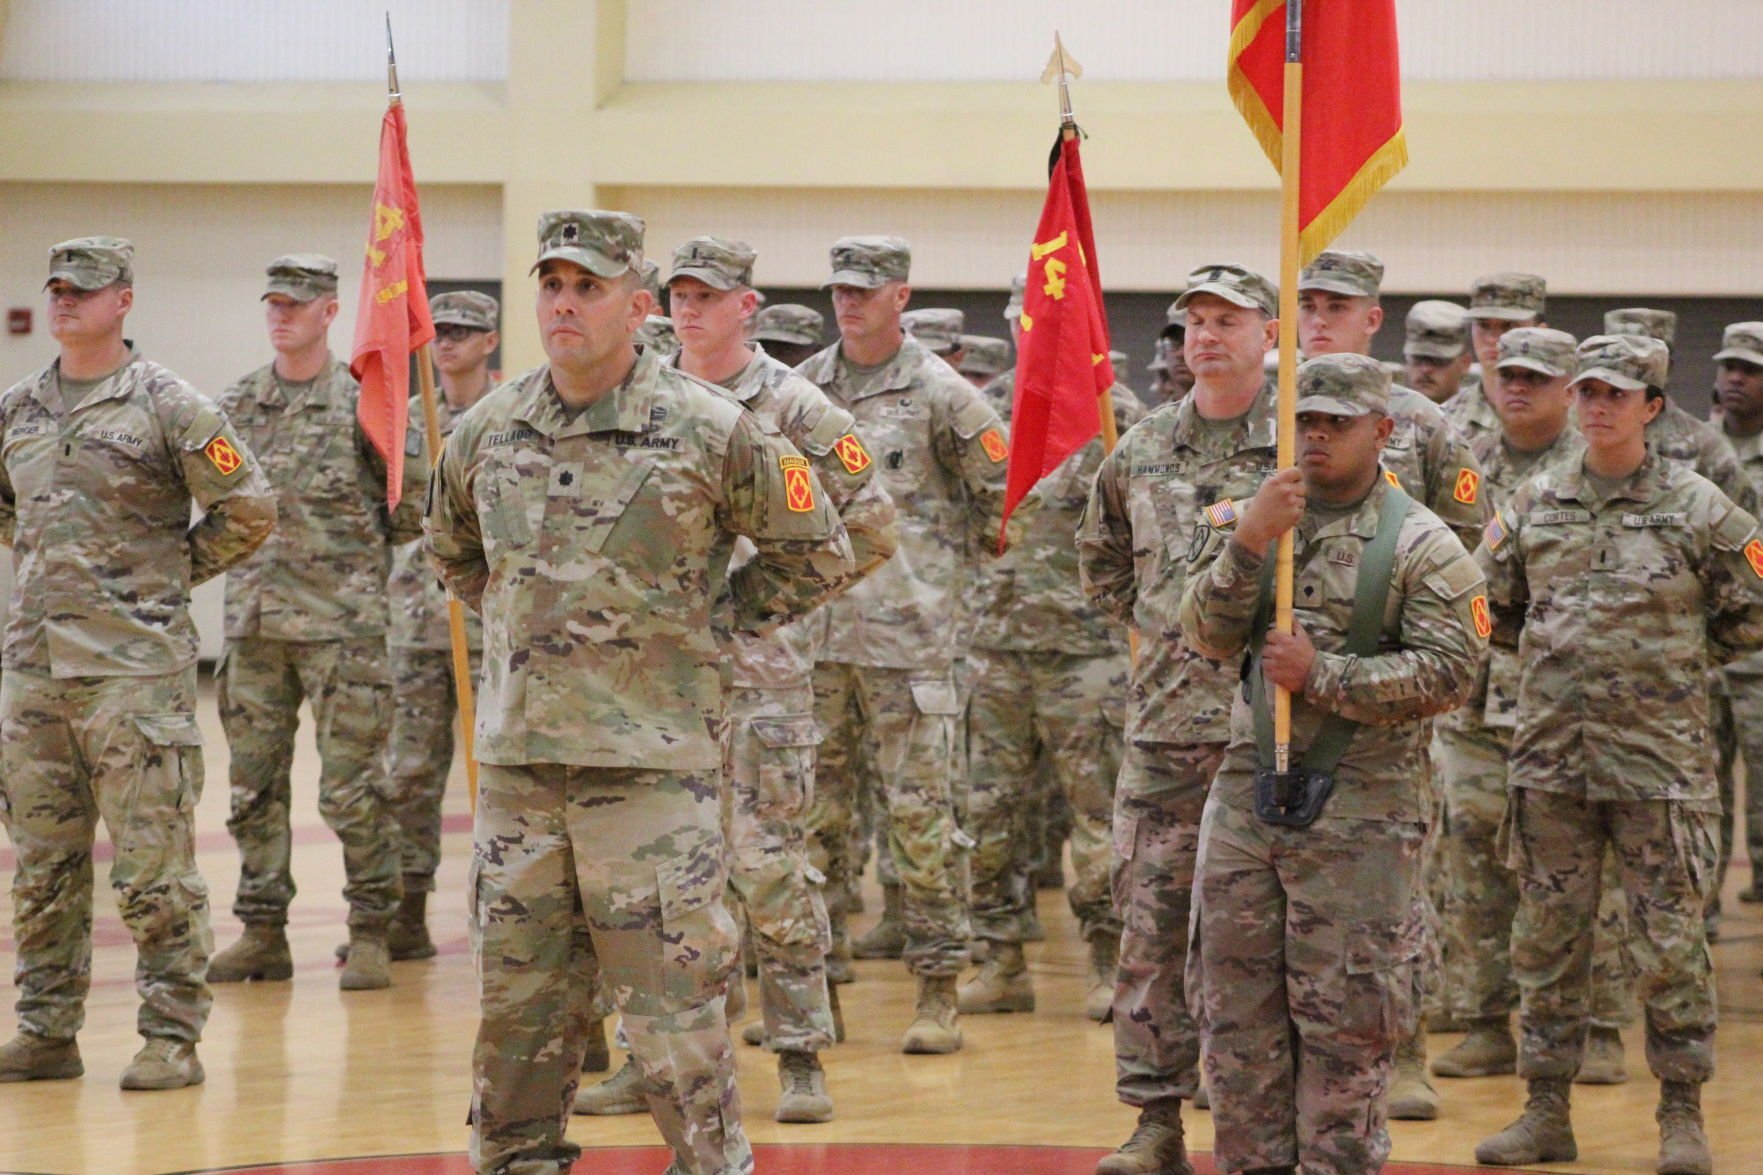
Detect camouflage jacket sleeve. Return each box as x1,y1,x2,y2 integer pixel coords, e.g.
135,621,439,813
1075,441,1136,626
1177,533,1265,662
1697,430,1761,515
1704,501,1763,663
1423,420,1491,551
424,432,488,611
787,392,897,583
357,415,429,546
720,413,857,634
161,389,278,585
1474,499,1528,651
932,374,1011,557
0,388,17,546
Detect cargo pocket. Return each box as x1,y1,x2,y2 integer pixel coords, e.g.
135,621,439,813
1109,811,1138,911
127,712,205,875
656,839,738,1007
749,714,820,815
132,712,205,812
1668,805,1720,903
909,679,961,717
1338,914,1423,1046
1498,790,1526,876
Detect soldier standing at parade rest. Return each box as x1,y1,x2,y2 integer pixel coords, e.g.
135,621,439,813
427,210,854,1175
1180,353,1486,1175
208,255,428,992
1076,263,1281,1175
1446,273,1548,448
751,304,826,370
0,238,276,1090
1403,301,1474,406
957,335,1011,389
1474,334,1763,1175
378,291,499,958
796,235,1009,1055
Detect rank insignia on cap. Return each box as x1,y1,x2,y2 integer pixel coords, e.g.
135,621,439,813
1471,595,1493,639
1484,514,1508,551
979,428,1009,463
1384,469,1401,489
1746,538,1763,580
780,455,815,512
204,435,244,476
1454,468,1481,505
834,433,872,475
1204,499,1238,529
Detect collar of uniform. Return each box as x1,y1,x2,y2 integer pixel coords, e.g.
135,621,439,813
258,353,342,412
835,334,922,402
1481,421,1582,479
1557,448,1665,505
521,347,658,439
34,343,143,414
1305,474,1392,543
662,345,767,404
1170,378,1277,454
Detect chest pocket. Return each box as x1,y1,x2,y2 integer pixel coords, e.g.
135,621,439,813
862,402,930,496
571,457,656,557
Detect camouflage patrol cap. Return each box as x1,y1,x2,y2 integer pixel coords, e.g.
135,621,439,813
1173,263,1278,317
532,210,645,278
1495,327,1578,379
46,236,134,290
823,236,910,289
636,314,678,354
1298,250,1384,298
429,290,500,332
752,304,824,348
958,336,1011,378
1469,272,1547,322
1603,307,1678,349
1714,322,1763,368
1571,334,1669,393
639,259,663,302
1404,300,1469,360
1295,352,1391,417
666,236,757,291
1003,273,1029,322
903,308,966,354
262,253,339,302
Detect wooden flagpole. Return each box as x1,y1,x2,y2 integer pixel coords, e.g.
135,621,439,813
1272,1,1304,770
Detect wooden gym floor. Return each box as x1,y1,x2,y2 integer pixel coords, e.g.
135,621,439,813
1,680,1760,1175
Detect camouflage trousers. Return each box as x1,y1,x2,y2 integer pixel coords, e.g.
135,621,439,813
0,666,212,1044
1709,672,1738,912
723,684,834,1054
1505,788,1717,1084
1191,796,1424,1175
386,644,481,894
217,636,401,930
966,647,1126,948
808,662,969,978
1112,741,1223,1107
469,763,747,1175
1721,664,1763,883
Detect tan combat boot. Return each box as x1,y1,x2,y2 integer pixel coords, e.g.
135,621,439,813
901,975,962,1054
1475,1077,1577,1166
1085,934,1119,1023
1656,1080,1712,1175
573,1056,651,1115
1388,1023,1440,1121
1022,891,1047,943
1096,1099,1192,1175
386,886,436,961
852,883,906,959
338,931,392,991
119,1038,204,1091
581,1016,611,1073
1575,1024,1627,1085
208,924,293,983
0,1032,82,1082
958,942,1035,1015
1432,1016,1517,1077
774,1049,833,1123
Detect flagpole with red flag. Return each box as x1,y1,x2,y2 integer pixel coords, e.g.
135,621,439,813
1227,0,1406,768
353,20,479,807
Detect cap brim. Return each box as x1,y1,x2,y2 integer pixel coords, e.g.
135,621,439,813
1404,342,1466,361
822,269,889,290
431,313,491,330
666,266,742,291
754,330,815,347
1570,367,1648,392
531,247,630,279
1469,307,1540,322
1147,358,1169,372
1295,395,1376,417
1174,283,1270,315
1496,356,1568,378
1714,347,1763,368
47,267,121,292
1297,276,1374,297
261,281,327,302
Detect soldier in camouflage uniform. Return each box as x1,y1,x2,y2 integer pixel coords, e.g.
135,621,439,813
1712,322,1763,917
1147,317,1196,408
957,336,1011,388
959,325,1143,1023
1077,263,1281,1175
1445,273,1547,448
579,235,895,1124
751,304,824,369
209,255,428,992
1181,353,1486,1175
1403,300,1473,407
1432,329,1584,1084
381,291,498,959
797,235,1008,1055
1473,335,1763,1175
427,210,855,1175
902,307,967,369
0,237,276,1090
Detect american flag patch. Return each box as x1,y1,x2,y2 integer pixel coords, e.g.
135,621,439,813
1204,499,1238,528
1484,513,1508,551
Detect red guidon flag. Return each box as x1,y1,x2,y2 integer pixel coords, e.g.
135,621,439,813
349,100,434,509
1001,132,1115,550
1228,0,1407,264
